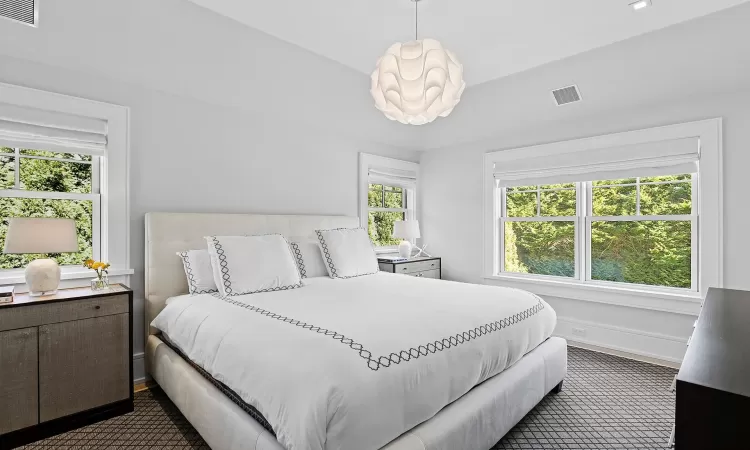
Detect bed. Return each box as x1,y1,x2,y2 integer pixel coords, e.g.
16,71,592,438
144,212,567,450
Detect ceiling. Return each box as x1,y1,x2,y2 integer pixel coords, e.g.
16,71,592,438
187,0,750,86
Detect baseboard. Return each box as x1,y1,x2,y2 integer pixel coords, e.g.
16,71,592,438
555,316,686,368
133,352,145,385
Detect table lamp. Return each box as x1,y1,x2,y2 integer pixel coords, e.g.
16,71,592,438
3,218,79,296
392,220,421,259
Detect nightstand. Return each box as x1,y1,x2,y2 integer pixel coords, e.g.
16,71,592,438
379,256,441,279
0,284,134,449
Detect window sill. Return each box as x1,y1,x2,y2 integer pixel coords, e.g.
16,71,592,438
0,267,135,285
483,274,702,316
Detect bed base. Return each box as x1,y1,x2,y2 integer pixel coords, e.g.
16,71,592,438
147,335,567,450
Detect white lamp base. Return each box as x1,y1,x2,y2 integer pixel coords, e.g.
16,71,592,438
398,240,413,259
25,258,61,297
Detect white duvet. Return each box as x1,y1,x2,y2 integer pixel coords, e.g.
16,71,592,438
152,273,556,450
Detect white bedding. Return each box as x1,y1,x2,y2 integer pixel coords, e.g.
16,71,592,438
151,273,557,450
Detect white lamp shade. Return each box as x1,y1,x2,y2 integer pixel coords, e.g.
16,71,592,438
371,38,466,126
392,220,421,240
3,218,79,254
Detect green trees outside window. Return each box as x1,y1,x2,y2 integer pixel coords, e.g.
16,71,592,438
0,148,95,270
504,175,693,289
368,184,407,247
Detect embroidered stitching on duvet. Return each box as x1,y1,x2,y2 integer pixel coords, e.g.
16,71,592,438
215,294,545,371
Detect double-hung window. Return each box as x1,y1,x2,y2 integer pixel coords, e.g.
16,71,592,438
368,183,409,247
501,176,696,290
0,148,100,269
0,82,131,284
485,119,722,305
359,153,419,251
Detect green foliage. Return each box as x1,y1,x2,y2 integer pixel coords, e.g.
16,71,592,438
0,148,94,269
368,184,406,247
504,177,693,288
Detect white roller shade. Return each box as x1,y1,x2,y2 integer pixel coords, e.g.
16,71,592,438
494,137,699,187
369,166,418,188
0,103,107,155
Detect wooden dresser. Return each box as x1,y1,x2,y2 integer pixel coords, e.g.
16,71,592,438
674,287,750,449
0,285,133,449
378,256,441,279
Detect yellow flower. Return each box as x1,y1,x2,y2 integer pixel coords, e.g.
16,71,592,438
83,258,94,269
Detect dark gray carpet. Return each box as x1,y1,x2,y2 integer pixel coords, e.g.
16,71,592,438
492,347,676,449
21,346,676,450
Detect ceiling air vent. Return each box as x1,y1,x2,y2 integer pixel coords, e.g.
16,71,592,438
0,0,36,26
552,85,581,106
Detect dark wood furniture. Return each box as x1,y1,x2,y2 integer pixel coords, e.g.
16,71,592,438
0,284,133,450
378,256,441,279
674,287,750,449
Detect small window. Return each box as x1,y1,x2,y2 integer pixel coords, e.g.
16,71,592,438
367,183,408,247
0,147,99,270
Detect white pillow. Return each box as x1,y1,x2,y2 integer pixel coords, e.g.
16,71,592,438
176,250,218,294
289,239,328,279
315,228,379,279
205,234,303,296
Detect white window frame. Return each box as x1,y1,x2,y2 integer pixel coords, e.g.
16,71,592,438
359,153,419,253
483,119,722,315
0,83,132,287
0,147,103,262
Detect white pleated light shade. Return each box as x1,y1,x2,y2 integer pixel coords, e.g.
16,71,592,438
371,38,466,125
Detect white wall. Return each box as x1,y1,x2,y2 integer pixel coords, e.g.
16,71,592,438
420,88,750,364
0,0,420,382
419,4,750,365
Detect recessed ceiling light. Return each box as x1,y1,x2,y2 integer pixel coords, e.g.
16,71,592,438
630,0,652,10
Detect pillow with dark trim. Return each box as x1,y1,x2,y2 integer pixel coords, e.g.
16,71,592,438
205,234,303,296
176,249,218,294
315,228,379,279
288,238,328,279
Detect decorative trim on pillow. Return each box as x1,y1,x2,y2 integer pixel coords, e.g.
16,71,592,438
176,251,217,295
289,242,307,279
315,228,379,279
208,235,303,296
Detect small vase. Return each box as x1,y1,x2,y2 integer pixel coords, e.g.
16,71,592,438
91,275,109,291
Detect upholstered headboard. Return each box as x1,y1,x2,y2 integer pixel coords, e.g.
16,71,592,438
144,212,359,340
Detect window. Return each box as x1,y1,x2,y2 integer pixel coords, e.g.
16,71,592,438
501,175,695,290
359,153,419,251
368,183,407,247
504,183,577,278
0,82,131,283
484,119,722,306
0,147,99,269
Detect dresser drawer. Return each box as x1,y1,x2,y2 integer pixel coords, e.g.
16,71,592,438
0,295,129,332
394,259,441,274
407,269,441,279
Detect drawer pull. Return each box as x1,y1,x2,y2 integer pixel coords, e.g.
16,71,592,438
94,305,101,310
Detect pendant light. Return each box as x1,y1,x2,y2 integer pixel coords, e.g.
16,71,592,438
370,0,466,125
